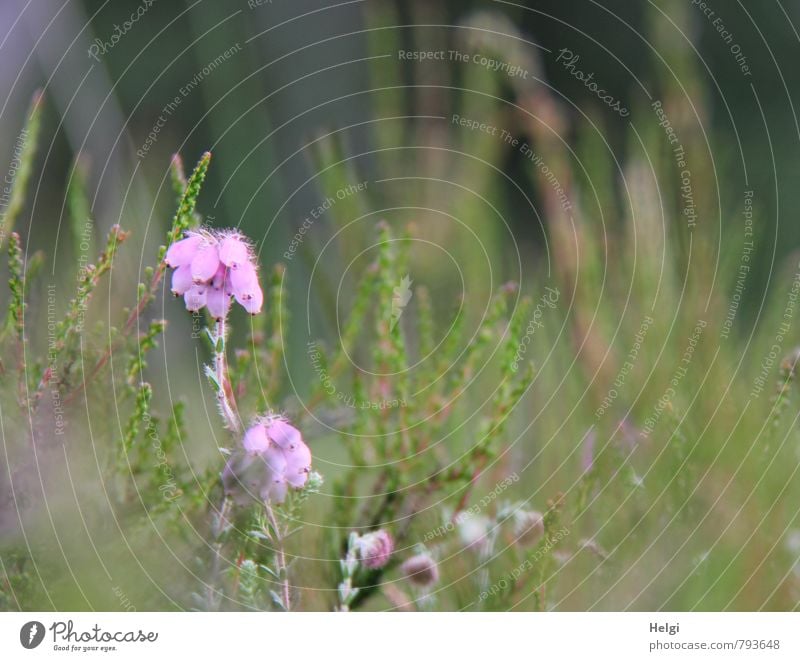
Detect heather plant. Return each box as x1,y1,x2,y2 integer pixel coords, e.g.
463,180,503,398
0,96,537,610
3,1,800,614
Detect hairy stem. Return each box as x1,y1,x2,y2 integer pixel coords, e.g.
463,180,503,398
266,503,291,611
213,315,240,432
206,497,232,611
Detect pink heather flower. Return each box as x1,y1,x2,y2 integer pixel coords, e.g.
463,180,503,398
357,530,394,569
191,242,221,283
223,416,312,505
166,229,263,318
164,232,202,267
219,234,249,268
400,553,439,587
184,284,207,312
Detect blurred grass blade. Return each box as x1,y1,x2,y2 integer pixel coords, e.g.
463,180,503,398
0,90,43,251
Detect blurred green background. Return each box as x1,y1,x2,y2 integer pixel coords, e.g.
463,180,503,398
2,0,799,311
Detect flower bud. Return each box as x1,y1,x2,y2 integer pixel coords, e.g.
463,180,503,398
357,529,394,569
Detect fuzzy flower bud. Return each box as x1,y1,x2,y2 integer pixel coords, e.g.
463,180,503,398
400,553,439,587
223,416,311,505
165,229,263,317
512,509,544,547
457,514,493,554
357,529,394,569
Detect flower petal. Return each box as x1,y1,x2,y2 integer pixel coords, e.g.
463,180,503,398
261,444,288,475
262,475,287,504
266,419,302,450
230,261,259,299
211,264,228,290
206,286,231,320
170,265,194,295
242,425,270,454
284,440,311,470
239,285,263,315
165,233,202,268
219,234,250,268
190,243,221,283
183,284,207,312
285,467,309,489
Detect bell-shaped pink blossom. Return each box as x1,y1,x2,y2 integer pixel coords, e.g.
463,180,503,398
184,284,207,312
243,424,270,454
219,233,250,268
230,261,260,301
170,265,194,295
262,475,288,504
165,233,202,268
206,286,232,320
240,285,263,315
191,243,221,283
266,418,303,450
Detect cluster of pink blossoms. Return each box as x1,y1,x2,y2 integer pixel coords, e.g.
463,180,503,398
222,416,312,504
165,229,263,317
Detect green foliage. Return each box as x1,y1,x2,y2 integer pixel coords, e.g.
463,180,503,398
0,91,42,251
